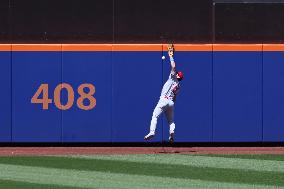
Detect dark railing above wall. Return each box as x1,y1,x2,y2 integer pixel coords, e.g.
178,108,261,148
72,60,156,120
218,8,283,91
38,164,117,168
214,1,284,43
1,0,284,43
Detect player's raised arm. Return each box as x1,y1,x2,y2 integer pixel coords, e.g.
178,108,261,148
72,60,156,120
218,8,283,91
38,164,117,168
169,52,176,71
168,44,176,72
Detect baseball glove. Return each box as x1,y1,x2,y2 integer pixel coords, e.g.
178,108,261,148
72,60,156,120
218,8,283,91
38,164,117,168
167,44,175,56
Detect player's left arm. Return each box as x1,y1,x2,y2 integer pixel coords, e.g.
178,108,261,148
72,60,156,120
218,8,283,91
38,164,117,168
168,44,176,74
169,54,176,72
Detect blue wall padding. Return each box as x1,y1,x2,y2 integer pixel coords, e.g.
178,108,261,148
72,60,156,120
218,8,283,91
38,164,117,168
162,52,213,142
0,52,11,142
112,52,163,142
213,52,262,142
61,52,112,142
12,52,62,142
263,52,284,141
0,49,283,142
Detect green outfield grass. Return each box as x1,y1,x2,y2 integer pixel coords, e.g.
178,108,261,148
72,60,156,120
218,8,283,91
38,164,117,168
0,154,283,189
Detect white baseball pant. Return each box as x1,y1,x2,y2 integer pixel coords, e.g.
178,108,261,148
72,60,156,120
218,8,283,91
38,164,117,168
149,97,175,135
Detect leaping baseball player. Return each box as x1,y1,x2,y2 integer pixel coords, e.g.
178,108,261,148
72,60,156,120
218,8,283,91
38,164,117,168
144,44,184,143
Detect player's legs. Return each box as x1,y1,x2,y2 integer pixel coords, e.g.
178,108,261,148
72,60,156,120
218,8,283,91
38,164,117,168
165,101,175,143
165,101,175,134
145,98,167,140
150,99,167,134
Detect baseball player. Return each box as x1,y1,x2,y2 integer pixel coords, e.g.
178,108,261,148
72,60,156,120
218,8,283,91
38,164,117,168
144,44,183,143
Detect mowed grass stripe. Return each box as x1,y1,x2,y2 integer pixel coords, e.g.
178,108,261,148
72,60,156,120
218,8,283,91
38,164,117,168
70,154,284,173
0,163,281,189
199,154,284,161
0,156,284,186
0,179,87,189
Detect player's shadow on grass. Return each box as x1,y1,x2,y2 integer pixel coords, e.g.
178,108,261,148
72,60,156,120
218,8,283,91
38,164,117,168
157,148,197,154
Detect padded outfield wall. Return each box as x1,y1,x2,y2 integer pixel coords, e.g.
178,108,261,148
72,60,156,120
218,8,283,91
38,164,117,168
0,44,284,143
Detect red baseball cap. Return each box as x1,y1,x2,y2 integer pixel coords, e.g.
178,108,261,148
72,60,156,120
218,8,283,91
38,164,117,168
177,71,184,80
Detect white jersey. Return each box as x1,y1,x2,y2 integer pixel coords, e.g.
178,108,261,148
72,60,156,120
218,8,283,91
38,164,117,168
160,70,180,101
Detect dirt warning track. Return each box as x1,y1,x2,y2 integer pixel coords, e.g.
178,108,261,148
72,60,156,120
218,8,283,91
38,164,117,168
0,147,283,156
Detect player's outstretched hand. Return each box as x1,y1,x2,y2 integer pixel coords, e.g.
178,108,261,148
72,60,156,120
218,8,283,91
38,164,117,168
167,44,174,57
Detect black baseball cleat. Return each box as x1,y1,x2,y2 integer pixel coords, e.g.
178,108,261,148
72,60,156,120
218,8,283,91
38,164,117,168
144,133,155,140
169,133,174,144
